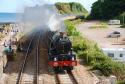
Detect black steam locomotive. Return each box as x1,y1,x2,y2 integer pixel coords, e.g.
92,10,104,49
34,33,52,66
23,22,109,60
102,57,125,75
48,32,77,71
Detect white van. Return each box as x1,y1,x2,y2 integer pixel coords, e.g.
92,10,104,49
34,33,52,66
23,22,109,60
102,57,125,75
102,48,125,62
108,20,120,25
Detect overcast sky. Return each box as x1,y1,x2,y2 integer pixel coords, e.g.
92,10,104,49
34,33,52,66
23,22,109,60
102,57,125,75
0,0,97,13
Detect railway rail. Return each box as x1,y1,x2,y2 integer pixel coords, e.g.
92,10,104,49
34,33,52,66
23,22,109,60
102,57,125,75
34,31,41,84
55,70,78,84
16,31,41,84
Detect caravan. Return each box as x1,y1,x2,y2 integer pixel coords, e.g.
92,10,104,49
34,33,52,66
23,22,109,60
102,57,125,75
108,20,120,25
102,48,125,62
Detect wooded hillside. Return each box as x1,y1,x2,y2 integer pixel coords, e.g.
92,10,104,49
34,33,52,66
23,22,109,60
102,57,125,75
88,0,125,20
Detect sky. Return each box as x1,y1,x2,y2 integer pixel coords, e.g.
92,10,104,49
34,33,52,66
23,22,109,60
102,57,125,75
0,0,97,13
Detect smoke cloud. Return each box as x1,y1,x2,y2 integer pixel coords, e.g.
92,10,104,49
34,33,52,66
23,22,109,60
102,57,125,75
18,0,66,34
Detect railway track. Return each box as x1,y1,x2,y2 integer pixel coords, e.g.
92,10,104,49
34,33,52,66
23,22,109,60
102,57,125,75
34,31,41,84
16,31,41,84
55,70,78,84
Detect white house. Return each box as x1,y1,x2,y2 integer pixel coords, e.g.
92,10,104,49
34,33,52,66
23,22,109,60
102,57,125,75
102,48,125,62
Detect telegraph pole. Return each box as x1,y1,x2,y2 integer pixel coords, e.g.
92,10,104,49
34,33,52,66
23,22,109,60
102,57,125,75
123,14,125,24
100,0,104,20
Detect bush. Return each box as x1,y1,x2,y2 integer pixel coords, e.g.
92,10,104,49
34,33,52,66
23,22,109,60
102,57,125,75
65,20,80,36
115,12,125,24
117,80,125,84
120,24,125,28
93,61,113,76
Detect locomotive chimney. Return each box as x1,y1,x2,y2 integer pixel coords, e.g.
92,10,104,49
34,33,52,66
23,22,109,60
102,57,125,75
59,32,64,37
59,32,66,38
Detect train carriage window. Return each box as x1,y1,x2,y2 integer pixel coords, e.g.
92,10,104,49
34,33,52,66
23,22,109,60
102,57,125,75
108,53,114,58
120,54,123,57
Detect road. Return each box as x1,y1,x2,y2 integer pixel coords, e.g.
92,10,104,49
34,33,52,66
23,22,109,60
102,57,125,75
76,21,125,48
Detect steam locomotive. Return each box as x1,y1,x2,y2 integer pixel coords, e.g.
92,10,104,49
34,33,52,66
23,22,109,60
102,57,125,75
48,32,77,71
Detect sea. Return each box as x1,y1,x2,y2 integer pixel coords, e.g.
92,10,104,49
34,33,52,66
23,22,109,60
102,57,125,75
0,13,21,23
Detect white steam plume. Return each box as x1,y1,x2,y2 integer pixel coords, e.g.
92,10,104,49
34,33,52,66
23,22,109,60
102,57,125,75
18,1,66,34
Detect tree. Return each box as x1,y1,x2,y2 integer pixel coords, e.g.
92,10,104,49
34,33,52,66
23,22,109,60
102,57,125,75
88,0,125,20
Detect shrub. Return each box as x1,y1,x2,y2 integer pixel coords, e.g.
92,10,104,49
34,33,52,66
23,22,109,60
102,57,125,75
117,80,125,84
93,61,113,76
120,24,125,28
65,20,80,36
115,12,125,24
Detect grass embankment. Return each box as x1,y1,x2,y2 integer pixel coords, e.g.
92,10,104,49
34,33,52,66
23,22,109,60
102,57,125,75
89,22,108,29
65,20,125,81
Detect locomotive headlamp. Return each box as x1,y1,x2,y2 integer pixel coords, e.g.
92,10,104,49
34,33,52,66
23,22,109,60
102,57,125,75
72,57,74,61
54,58,57,61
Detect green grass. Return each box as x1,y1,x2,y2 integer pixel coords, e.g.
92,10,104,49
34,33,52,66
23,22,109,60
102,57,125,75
117,80,125,84
64,20,80,36
69,19,83,25
120,24,125,28
89,22,108,29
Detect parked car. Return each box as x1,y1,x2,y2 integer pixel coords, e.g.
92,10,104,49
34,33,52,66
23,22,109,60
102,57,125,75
107,31,121,38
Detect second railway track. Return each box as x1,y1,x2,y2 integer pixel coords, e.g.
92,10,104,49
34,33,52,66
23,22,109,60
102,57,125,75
16,31,41,84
